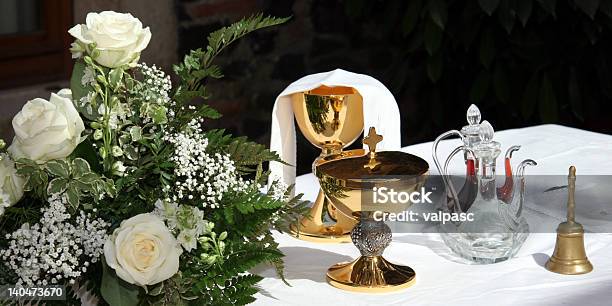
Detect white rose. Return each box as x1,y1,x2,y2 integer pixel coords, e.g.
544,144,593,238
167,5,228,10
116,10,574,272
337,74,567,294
104,213,182,286
68,11,151,68
0,154,25,217
8,89,85,163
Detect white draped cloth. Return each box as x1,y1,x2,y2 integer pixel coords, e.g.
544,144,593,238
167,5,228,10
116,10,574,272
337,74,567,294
269,69,401,191
254,125,612,306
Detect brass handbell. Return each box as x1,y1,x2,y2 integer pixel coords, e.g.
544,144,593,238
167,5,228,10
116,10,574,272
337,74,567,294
545,166,593,275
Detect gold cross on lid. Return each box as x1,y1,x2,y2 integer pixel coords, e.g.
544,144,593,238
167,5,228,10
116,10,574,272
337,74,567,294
363,127,383,171
363,127,383,154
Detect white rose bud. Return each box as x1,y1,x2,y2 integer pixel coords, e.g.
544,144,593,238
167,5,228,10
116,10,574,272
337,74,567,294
111,161,126,176
111,146,123,157
99,147,107,159
8,89,85,163
68,11,152,68
104,213,182,286
93,129,103,140
0,154,25,217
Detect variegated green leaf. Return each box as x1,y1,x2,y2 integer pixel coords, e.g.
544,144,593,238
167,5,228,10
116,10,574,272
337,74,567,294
47,178,69,195
46,160,70,178
72,158,91,177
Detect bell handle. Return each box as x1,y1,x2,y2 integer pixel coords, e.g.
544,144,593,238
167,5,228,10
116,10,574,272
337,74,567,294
567,165,576,223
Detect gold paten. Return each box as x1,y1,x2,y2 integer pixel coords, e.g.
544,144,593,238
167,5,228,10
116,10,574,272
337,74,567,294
289,85,365,243
316,127,429,293
545,166,594,275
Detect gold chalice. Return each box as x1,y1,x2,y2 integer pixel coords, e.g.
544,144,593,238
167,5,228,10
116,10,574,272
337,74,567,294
316,127,429,292
290,85,365,243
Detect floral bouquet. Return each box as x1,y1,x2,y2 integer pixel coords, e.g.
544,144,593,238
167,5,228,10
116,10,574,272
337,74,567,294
0,11,306,305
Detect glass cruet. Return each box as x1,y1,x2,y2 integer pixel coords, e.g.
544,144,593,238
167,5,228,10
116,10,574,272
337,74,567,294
432,105,524,213
437,121,537,264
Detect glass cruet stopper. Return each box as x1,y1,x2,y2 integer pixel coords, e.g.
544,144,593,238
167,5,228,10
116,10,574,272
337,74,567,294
460,104,483,166
475,120,501,166
461,104,482,145
479,120,494,143
466,104,481,127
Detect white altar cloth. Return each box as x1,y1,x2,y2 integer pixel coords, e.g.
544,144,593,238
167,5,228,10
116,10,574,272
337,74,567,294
253,125,612,306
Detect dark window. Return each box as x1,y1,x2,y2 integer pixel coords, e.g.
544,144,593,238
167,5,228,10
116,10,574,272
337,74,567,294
0,0,72,88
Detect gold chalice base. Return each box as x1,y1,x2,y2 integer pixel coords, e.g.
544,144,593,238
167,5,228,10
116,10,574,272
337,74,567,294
289,149,366,244
326,256,416,293
288,189,353,243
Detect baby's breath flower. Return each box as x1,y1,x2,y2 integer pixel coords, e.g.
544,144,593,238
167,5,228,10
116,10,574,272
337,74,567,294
164,119,249,209
0,194,109,286
269,177,290,201
134,63,172,109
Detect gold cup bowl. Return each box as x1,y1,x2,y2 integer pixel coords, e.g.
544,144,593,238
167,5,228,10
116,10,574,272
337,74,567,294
316,127,429,292
290,85,365,243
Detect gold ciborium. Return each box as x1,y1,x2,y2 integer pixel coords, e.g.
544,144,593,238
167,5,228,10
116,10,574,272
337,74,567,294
290,85,365,243
316,127,429,292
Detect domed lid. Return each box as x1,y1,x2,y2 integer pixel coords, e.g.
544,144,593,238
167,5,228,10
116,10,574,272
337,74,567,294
315,127,428,188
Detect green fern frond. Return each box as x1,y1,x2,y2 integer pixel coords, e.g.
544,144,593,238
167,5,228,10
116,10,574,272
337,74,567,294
173,103,222,128
222,241,284,278
215,188,284,237
204,129,234,150
204,14,290,67
270,186,310,233
173,14,291,105
188,241,284,305
227,137,284,174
